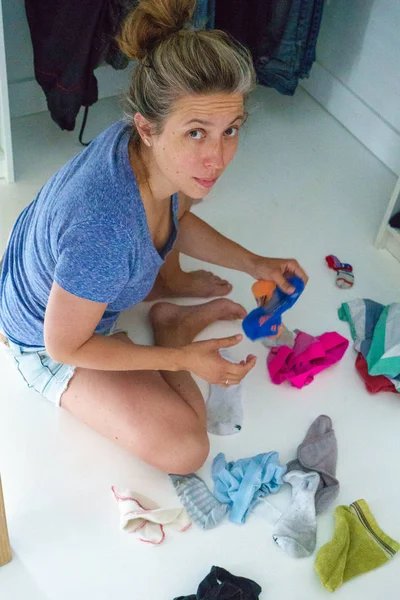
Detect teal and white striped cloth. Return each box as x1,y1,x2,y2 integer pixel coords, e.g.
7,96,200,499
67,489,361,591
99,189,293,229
338,299,400,391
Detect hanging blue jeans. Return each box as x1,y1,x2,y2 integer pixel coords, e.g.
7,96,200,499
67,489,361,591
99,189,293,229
192,0,215,30
299,0,325,77
256,0,325,95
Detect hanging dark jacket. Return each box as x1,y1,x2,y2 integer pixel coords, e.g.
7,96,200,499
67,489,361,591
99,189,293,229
215,0,291,62
24,0,134,131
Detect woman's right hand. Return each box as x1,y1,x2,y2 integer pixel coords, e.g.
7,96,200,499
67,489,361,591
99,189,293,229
182,334,257,386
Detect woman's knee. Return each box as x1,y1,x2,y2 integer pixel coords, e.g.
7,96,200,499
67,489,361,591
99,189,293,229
157,428,210,475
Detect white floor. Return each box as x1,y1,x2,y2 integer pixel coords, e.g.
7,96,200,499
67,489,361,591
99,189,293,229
1,86,400,600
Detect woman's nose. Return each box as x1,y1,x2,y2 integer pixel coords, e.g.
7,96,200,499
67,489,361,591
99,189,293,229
204,140,225,171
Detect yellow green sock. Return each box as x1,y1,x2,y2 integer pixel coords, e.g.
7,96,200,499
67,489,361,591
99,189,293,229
315,499,400,592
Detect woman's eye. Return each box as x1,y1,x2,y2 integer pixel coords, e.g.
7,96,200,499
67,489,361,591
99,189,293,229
225,127,239,137
188,130,205,140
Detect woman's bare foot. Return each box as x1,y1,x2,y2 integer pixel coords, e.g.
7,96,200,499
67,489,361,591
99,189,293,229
146,270,232,301
149,298,246,347
175,270,232,297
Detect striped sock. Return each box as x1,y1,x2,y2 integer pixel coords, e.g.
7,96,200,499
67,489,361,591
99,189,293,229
315,499,400,592
169,473,229,530
325,255,352,272
336,270,354,289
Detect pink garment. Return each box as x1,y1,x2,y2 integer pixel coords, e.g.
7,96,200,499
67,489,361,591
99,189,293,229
267,331,349,389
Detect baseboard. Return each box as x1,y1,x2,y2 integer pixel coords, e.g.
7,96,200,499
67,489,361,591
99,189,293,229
8,63,133,120
300,61,400,177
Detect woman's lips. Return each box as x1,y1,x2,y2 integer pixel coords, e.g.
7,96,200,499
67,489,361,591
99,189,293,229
194,177,218,189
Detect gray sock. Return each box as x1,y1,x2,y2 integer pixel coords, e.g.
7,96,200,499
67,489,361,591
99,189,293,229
287,415,339,514
261,324,296,348
169,473,229,530
206,349,243,435
272,470,320,558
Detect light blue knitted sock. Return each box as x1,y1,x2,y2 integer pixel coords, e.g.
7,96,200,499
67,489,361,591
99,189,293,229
169,473,229,530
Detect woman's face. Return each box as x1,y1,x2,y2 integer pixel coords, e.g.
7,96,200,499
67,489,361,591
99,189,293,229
150,92,245,198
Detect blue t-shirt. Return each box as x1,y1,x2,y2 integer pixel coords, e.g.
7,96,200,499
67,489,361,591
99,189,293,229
0,121,179,349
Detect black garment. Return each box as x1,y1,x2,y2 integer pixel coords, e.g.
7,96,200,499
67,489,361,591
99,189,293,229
389,212,400,229
24,0,134,131
174,566,262,600
215,0,291,62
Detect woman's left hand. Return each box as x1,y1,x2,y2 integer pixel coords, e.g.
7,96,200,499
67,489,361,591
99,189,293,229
251,256,309,294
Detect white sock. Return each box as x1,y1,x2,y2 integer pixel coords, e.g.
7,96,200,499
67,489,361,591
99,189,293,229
272,470,320,558
206,349,243,436
112,487,191,545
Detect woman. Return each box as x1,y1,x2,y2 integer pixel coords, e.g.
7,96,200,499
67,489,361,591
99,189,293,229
0,0,307,474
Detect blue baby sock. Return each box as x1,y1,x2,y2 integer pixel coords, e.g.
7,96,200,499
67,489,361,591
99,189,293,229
169,473,229,530
243,275,304,342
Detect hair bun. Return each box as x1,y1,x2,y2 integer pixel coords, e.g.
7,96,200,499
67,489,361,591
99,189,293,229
118,0,196,61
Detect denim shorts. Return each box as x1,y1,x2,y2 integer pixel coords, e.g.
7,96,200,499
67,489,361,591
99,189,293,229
0,325,127,407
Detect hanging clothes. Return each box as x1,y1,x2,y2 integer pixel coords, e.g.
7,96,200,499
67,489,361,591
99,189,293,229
25,0,215,132
192,0,215,30
24,0,136,131
215,0,291,62
215,0,325,96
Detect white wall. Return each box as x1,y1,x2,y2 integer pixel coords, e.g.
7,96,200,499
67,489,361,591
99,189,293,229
301,0,400,176
3,0,34,84
3,0,131,119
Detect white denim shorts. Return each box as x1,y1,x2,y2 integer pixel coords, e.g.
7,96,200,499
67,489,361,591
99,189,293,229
0,325,127,407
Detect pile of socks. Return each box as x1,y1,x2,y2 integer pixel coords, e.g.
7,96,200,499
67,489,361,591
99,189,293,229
113,412,400,593
325,254,354,288
170,415,338,561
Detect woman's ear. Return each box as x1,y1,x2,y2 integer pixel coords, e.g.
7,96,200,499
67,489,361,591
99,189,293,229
134,113,153,146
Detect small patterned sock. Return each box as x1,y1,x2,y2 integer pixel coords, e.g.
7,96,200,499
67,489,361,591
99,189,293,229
272,470,320,558
325,255,352,272
206,349,243,435
169,473,229,530
336,270,354,289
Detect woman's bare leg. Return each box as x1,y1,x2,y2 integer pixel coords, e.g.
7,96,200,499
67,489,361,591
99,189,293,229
61,299,245,474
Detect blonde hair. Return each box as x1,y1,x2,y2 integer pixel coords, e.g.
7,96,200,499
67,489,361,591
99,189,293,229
117,0,256,145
